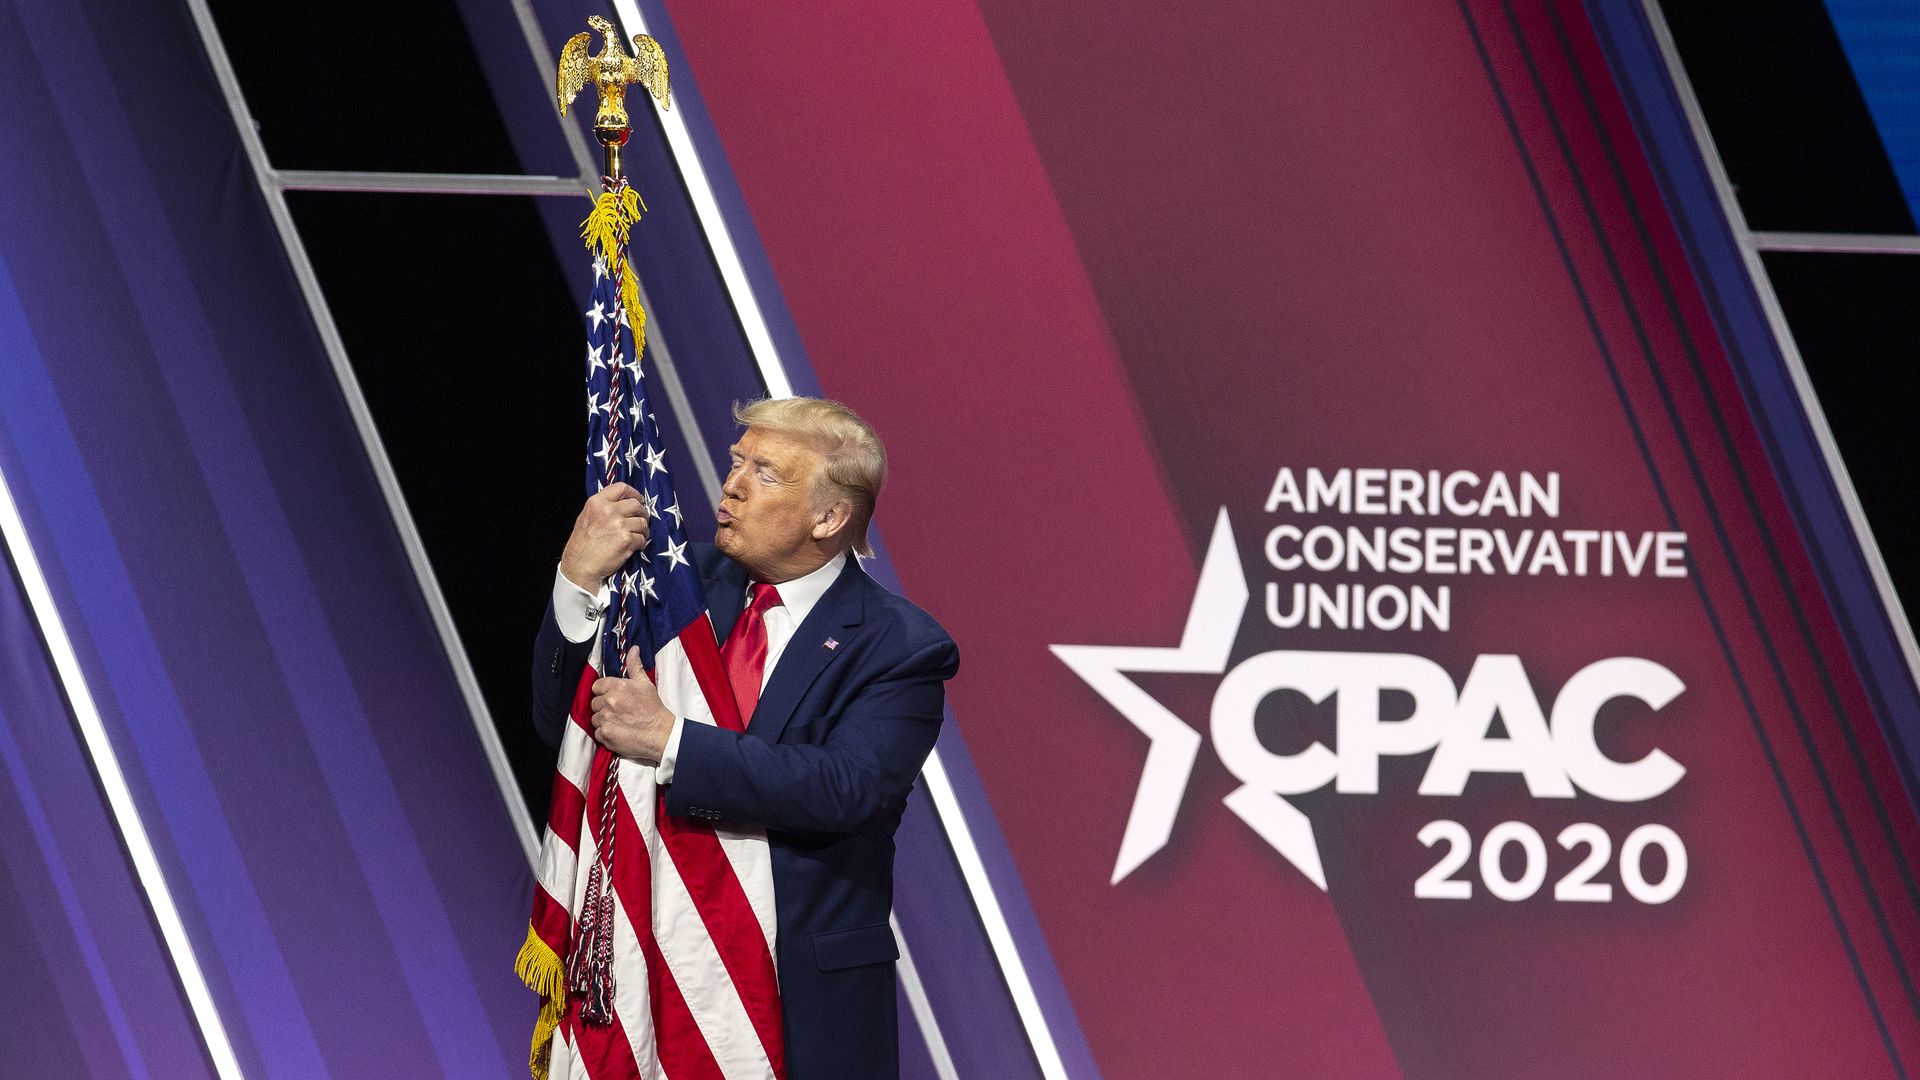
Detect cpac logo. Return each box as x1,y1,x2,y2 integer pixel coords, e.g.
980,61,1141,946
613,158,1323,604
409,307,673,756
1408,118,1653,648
1051,510,1685,891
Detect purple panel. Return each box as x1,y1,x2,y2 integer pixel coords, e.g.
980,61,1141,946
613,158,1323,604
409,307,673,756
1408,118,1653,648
0,565,213,1080
0,839,94,1078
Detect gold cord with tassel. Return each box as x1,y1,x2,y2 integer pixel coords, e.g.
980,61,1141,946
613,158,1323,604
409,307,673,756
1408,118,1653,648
581,186,650,362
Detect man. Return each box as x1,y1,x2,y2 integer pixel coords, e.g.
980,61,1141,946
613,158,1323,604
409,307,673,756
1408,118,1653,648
531,396,957,1080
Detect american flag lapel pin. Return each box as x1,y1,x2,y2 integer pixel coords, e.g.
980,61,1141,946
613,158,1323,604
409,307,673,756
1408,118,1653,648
823,637,839,651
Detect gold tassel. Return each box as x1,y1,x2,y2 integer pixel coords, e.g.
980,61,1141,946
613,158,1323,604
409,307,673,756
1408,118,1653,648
579,190,631,267
580,188,652,364
619,254,647,362
516,925,566,1080
579,188,647,272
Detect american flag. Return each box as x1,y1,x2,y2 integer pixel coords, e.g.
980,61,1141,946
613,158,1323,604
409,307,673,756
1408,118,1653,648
522,234,785,1080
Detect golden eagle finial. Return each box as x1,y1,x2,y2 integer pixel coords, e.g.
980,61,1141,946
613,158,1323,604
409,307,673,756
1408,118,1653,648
558,14,672,137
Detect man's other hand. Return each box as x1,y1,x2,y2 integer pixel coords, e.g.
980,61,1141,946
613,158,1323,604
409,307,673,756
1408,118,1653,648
591,647,676,762
561,482,650,590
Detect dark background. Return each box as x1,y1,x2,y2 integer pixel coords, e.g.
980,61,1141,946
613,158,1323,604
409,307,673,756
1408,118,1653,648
203,0,613,818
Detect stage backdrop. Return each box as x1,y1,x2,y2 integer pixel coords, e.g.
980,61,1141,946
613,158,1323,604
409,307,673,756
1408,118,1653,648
6,0,1920,1077
654,0,1920,1076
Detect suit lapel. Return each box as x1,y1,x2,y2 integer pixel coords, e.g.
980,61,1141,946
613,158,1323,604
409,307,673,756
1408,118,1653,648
747,558,867,743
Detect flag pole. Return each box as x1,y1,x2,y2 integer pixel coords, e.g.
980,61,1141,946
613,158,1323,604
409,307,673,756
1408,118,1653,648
518,15,676,1057
598,121,629,181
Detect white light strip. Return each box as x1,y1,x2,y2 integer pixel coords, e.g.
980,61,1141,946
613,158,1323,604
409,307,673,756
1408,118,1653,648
601,4,1072,1075
1639,0,1920,699
920,753,1070,1080
608,0,790,397
890,914,960,1080
0,465,246,1080
181,0,541,863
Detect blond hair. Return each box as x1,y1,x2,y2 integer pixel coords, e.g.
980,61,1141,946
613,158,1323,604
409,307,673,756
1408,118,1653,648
733,397,887,556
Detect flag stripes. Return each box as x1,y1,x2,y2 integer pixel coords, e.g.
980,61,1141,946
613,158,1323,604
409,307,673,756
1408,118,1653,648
521,192,783,1078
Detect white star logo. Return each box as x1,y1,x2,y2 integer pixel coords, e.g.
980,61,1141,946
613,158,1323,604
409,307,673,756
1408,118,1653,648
637,570,657,603
592,256,608,281
624,441,643,473
586,343,606,374
585,391,605,418
661,537,689,572
586,300,607,332
663,499,682,529
591,436,614,469
643,443,668,477
1050,509,1325,889
641,490,659,519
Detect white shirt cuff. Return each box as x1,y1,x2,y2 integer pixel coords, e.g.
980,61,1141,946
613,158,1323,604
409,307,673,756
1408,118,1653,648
655,716,687,782
552,565,610,645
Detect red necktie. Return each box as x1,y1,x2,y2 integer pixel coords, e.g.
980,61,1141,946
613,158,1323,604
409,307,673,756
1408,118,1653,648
721,583,783,724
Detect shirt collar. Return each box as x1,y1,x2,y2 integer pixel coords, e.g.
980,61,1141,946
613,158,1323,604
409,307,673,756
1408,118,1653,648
762,550,847,626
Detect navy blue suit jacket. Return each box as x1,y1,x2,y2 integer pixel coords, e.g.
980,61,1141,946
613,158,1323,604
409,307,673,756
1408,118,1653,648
532,544,957,1080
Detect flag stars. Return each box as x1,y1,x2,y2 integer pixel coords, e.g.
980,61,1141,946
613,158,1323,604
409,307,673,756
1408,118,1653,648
591,435,614,468
643,444,668,477
641,490,659,519
637,570,658,603
586,300,608,331
586,343,607,374
664,499,682,529
624,441,644,473
661,537,689,572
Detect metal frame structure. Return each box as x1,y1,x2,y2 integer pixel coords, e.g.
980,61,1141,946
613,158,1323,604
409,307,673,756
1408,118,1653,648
1750,231,1920,255
1636,0,1920,703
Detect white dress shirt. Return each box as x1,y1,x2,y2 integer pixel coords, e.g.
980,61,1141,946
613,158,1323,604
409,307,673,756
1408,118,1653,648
551,551,849,780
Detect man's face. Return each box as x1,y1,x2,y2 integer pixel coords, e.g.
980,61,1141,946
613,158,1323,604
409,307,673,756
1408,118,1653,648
715,427,826,581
